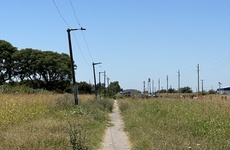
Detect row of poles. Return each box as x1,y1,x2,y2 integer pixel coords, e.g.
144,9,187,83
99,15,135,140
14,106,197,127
143,64,204,96
68,28,205,104
67,27,108,105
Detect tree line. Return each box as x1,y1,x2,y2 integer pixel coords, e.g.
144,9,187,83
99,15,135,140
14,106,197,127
0,40,122,95
0,40,73,92
157,86,216,95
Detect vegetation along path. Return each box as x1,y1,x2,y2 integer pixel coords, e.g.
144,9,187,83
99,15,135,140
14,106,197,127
101,100,131,150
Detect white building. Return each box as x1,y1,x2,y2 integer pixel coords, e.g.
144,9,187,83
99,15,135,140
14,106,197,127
217,87,230,94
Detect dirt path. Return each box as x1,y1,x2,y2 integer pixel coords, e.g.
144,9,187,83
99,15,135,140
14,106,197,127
101,100,131,150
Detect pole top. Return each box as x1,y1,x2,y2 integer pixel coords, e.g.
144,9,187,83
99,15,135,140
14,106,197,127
67,27,86,32
93,62,102,65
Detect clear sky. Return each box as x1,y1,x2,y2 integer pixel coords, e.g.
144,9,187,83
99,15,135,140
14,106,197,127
1,0,230,92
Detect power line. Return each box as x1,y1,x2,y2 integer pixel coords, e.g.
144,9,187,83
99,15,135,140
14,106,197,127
72,33,91,66
69,0,94,62
52,0,70,27
81,31,94,62
197,64,200,96
52,0,91,66
69,0,81,27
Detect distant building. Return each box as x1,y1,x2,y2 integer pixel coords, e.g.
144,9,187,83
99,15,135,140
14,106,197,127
217,87,230,94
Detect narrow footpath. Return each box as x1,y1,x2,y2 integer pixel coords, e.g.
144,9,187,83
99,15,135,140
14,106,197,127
101,100,131,150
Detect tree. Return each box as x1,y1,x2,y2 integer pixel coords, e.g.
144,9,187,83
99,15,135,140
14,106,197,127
35,51,71,90
1,40,73,92
208,89,216,94
180,86,193,93
0,40,17,84
78,81,92,94
13,48,72,92
168,88,177,93
108,81,122,97
159,89,167,93
12,48,40,82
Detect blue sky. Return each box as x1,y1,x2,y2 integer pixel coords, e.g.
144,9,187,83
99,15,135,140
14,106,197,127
1,0,230,92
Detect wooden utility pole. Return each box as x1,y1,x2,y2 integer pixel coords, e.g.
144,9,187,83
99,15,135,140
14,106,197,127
152,79,154,93
197,64,200,96
201,79,204,94
158,78,160,92
92,62,102,98
178,70,180,96
104,71,106,97
166,75,168,95
143,81,145,93
67,27,86,105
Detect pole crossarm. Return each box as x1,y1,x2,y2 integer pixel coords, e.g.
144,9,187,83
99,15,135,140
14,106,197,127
67,27,86,32
93,62,102,66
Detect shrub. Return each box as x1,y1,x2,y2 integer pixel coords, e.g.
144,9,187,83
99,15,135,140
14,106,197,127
98,98,114,112
68,122,90,150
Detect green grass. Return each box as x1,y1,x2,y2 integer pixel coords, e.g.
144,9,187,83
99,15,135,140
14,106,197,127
119,97,230,150
0,93,114,150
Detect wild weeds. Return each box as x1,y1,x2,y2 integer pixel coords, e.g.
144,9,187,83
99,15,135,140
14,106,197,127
0,94,111,150
119,97,230,150
68,121,89,150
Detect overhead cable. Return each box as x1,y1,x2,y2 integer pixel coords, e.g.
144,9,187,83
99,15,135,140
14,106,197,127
69,0,94,62
69,0,81,27
52,0,70,27
72,33,91,66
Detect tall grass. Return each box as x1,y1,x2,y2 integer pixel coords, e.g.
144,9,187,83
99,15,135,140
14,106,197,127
0,93,113,150
119,96,230,150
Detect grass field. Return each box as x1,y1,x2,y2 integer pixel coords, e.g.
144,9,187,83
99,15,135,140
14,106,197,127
119,95,230,150
0,93,113,150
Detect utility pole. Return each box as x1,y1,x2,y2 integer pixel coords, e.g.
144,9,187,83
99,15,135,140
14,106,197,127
178,70,180,96
148,78,151,94
107,77,110,88
201,80,204,95
152,79,154,94
99,72,101,90
67,27,86,105
106,77,110,96
218,82,222,94
99,71,105,96
166,75,168,95
218,82,222,89
92,62,102,98
143,81,145,94
104,71,106,97
158,78,160,92
197,64,200,96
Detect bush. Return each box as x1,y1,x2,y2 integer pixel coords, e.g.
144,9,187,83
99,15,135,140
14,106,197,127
119,101,130,112
98,98,114,112
55,94,75,110
0,84,36,93
68,122,90,150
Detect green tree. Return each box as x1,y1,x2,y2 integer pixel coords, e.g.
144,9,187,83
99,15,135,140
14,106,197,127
13,48,72,92
208,89,216,94
168,88,177,93
33,51,71,91
78,81,92,94
108,81,122,97
0,40,17,84
1,40,73,92
159,89,167,93
180,86,193,93
12,48,40,82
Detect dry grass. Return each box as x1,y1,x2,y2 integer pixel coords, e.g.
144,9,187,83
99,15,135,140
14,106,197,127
119,94,230,150
0,93,111,150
